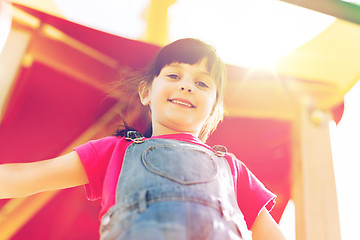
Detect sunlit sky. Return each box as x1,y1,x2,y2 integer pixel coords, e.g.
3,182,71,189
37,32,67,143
45,0,360,238
168,0,336,68
54,0,337,68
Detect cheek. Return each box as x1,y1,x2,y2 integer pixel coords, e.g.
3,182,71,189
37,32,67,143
208,91,217,109
148,87,169,110
200,92,217,117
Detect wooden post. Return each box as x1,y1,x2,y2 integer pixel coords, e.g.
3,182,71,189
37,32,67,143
0,29,31,122
145,0,176,46
292,99,341,239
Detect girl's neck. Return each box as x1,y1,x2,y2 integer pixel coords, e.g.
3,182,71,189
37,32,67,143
151,124,199,138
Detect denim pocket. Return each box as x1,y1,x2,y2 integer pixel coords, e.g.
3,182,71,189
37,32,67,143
142,144,219,185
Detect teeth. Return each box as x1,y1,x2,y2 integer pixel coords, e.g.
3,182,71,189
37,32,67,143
171,100,192,108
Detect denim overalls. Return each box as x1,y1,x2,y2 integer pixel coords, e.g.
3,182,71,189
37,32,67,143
100,132,251,240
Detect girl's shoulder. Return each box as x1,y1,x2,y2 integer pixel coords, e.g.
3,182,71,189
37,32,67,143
75,135,129,154
88,135,126,145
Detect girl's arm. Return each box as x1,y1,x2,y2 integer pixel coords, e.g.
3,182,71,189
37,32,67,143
251,208,286,240
0,151,88,199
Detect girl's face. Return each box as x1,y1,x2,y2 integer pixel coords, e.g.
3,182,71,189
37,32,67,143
139,58,217,137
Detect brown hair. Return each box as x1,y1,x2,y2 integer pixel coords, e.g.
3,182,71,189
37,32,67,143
116,38,227,142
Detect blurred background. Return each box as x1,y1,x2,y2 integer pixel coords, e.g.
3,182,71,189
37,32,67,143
0,0,360,239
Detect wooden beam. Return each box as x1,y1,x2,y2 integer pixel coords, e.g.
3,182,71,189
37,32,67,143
275,19,360,108
12,0,64,18
291,99,341,239
225,68,339,120
0,191,58,239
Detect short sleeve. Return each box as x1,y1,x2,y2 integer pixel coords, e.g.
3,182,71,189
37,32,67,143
226,154,276,230
74,136,119,200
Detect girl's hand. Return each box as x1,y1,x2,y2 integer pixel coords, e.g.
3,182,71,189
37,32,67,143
0,151,88,199
251,208,286,240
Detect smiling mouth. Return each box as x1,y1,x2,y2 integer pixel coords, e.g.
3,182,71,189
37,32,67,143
168,99,195,108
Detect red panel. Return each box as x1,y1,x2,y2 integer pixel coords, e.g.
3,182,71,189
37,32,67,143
0,62,116,239
331,101,344,124
207,117,292,222
11,188,101,240
0,62,117,162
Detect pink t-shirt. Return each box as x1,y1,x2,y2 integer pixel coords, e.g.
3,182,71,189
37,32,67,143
74,133,276,230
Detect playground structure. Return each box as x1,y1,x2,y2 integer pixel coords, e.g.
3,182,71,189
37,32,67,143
1,1,360,239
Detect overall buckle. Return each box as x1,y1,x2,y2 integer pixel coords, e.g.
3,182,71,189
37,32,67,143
125,131,145,143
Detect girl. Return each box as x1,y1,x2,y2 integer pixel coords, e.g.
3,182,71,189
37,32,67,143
0,38,285,239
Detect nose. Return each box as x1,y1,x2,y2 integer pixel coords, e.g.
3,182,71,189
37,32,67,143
179,78,194,93
180,87,192,92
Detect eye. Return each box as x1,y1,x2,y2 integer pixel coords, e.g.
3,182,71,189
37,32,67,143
196,81,209,88
167,74,180,80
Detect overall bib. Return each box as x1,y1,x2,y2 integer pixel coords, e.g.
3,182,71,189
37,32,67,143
100,133,251,240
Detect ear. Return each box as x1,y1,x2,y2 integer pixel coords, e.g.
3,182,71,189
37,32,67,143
138,81,151,106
